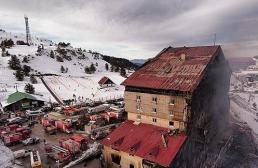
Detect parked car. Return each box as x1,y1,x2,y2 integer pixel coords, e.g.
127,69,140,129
13,149,32,159
7,117,28,125
22,137,40,146
0,118,8,126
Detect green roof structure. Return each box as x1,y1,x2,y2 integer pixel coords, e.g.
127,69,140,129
6,91,43,105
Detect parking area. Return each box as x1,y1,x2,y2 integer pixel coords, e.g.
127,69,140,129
9,123,101,168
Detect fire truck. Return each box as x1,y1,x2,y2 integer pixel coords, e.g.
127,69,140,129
45,144,71,162
30,150,42,168
55,120,72,134
59,134,88,153
3,132,29,146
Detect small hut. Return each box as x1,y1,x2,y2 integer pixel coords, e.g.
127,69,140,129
98,76,115,88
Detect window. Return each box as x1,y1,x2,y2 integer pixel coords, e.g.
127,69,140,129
152,108,157,113
170,99,175,105
136,105,141,111
136,95,141,100
169,121,174,126
152,118,157,123
137,115,141,120
111,154,121,165
169,111,174,116
152,97,157,103
130,164,135,168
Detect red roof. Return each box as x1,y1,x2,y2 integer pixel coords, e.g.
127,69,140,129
102,120,187,167
122,46,220,92
98,76,114,85
71,134,87,143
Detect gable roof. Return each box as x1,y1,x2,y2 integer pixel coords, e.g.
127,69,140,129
6,91,44,105
98,76,115,85
122,46,221,92
102,120,187,167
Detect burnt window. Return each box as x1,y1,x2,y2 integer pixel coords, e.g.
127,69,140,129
130,164,135,168
111,154,121,165
152,97,157,103
170,99,175,105
169,121,174,126
152,108,157,113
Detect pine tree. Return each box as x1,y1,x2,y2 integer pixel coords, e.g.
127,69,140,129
50,50,55,59
24,83,35,94
1,46,6,57
120,68,126,76
15,69,24,81
110,65,114,72
30,75,37,84
115,66,120,72
23,65,31,76
22,56,29,63
84,66,91,74
105,63,109,71
90,63,96,73
8,55,21,70
60,65,65,73
56,55,64,62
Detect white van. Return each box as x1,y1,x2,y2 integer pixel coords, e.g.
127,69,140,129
25,109,43,116
13,149,31,159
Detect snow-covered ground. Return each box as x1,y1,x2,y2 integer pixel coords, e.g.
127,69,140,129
0,30,127,104
0,141,14,168
44,73,125,101
230,67,258,138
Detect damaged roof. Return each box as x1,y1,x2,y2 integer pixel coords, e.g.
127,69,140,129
102,120,187,167
122,45,221,92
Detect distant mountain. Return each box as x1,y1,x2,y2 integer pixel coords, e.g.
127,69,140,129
227,57,256,71
130,59,146,66
101,55,138,70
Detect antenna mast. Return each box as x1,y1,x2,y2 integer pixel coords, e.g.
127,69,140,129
24,15,32,45
213,33,216,46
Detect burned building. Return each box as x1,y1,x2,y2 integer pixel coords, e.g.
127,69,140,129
102,45,231,168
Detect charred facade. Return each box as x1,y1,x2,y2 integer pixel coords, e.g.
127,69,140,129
102,45,232,168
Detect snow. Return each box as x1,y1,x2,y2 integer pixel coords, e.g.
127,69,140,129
43,73,125,101
0,30,127,104
230,68,258,138
0,141,14,168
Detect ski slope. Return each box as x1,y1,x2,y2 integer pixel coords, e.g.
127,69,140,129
0,30,127,104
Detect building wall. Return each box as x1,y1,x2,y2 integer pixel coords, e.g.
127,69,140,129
124,91,188,131
103,146,143,168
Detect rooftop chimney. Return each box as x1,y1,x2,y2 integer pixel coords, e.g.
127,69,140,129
180,53,186,61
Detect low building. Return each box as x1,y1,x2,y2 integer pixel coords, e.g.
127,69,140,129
1,91,45,112
102,120,187,168
98,76,116,88
102,45,230,167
